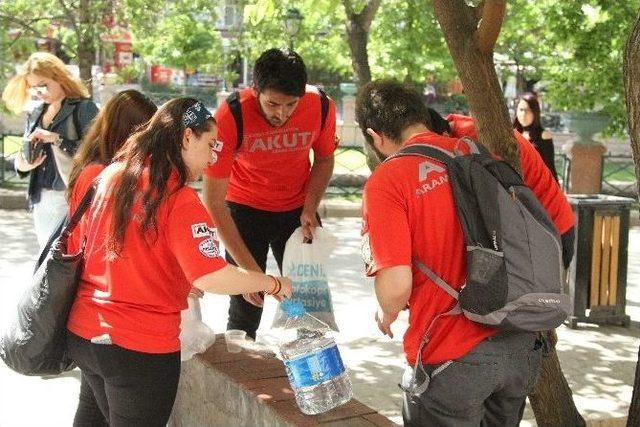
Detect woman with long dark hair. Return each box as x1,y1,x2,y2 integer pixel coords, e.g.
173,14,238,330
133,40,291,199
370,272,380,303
62,90,157,427
65,97,292,426
66,90,157,210
513,92,558,181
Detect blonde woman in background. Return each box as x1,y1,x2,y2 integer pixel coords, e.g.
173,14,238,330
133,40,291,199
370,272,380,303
2,52,98,247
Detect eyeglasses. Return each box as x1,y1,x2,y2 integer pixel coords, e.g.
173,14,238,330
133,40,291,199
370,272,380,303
27,84,48,97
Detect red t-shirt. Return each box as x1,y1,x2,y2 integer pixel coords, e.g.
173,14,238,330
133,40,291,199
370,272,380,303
66,163,227,353
362,118,574,366
447,114,574,234
204,86,337,212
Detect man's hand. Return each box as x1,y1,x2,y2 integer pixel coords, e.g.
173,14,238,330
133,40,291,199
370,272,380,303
243,292,265,307
300,209,319,241
375,307,399,338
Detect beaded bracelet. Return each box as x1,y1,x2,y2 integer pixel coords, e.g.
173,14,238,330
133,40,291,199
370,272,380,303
266,275,281,296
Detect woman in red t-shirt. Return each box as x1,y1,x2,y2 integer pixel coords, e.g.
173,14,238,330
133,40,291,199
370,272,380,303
66,98,292,427
66,90,157,257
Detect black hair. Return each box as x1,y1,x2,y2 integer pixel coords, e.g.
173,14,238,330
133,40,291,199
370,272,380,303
253,48,307,97
513,92,544,141
356,80,449,149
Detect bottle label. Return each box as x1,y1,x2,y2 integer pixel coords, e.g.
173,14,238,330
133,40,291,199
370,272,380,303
284,344,345,388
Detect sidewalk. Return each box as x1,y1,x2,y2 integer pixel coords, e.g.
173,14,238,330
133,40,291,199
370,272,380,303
1,210,639,426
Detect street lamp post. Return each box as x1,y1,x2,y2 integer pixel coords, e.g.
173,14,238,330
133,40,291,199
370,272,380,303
283,8,303,50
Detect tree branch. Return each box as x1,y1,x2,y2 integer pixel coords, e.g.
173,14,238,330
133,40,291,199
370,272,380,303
360,0,382,30
341,0,354,17
57,0,77,30
476,0,506,54
0,14,67,39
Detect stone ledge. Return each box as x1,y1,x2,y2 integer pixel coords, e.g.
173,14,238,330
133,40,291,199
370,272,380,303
0,187,27,210
585,417,627,427
168,334,396,427
318,200,361,219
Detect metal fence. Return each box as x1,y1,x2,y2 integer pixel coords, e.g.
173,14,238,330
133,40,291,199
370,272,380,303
326,145,368,197
2,130,637,203
601,155,638,197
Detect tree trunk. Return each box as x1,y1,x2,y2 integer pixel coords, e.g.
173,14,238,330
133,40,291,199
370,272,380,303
528,331,586,427
76,0,96,94
342,0,382,170
432,0,520,172
346,23,372,87
622,8,640,427
342,0,381,87
432,1,586,425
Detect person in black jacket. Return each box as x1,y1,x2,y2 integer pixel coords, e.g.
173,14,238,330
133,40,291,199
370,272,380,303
2,52,98,248
513,92,558,182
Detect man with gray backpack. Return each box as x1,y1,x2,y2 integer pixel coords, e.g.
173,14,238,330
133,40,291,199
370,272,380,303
356,80,575,426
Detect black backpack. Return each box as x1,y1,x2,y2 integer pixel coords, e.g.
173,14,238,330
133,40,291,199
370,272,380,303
226,88,330,148
391,138,570,396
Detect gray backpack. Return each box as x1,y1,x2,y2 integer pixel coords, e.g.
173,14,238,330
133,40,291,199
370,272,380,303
390,138,570,396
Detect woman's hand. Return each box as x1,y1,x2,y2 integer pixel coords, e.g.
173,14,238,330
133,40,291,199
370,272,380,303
189,286,204,298
269,276,293,301
15,150,46,172
28,128,60,144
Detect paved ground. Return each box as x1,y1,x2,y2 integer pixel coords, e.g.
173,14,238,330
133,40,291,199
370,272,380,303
1,210,639,426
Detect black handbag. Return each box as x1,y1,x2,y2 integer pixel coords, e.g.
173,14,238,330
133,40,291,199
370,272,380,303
0,184,96,376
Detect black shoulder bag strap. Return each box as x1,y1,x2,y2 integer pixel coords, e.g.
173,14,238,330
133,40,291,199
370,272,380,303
226,91,243,149
35,183,97,271
60,183,97,243
319,88,329,131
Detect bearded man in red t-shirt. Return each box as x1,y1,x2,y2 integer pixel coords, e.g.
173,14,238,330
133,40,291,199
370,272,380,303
356,80,575,426
203,49,337,339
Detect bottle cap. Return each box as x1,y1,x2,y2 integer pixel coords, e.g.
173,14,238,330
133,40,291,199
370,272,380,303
281,299,306,317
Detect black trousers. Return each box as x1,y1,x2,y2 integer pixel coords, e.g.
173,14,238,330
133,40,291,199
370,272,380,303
226,201,319,339
67,332,181,427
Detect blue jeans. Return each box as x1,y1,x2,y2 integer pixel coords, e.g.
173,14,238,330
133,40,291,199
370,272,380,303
402,331,543,427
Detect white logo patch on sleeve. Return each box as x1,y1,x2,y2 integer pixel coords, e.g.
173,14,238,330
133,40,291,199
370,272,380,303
361,233,373,267
199,238,220,258
192,223,210,238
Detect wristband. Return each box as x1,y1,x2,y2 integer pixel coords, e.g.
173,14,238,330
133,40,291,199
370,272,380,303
266,275,281,295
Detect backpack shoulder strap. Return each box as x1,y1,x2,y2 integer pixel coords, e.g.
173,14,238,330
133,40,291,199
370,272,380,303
226,91,243,149
413,258,459,299
388,143,455,166
72,104,82,139
319,88,329,131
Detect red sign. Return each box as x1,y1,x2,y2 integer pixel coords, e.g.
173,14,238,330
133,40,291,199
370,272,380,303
149,65,173,85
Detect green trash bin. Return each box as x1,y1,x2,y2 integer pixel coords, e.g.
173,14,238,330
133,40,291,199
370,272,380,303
565,194,636,328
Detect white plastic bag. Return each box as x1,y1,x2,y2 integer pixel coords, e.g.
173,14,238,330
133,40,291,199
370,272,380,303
272,226,339,331
179,297,216,361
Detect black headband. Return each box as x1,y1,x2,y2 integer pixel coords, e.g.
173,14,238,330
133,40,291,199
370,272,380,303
182,101,212,128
